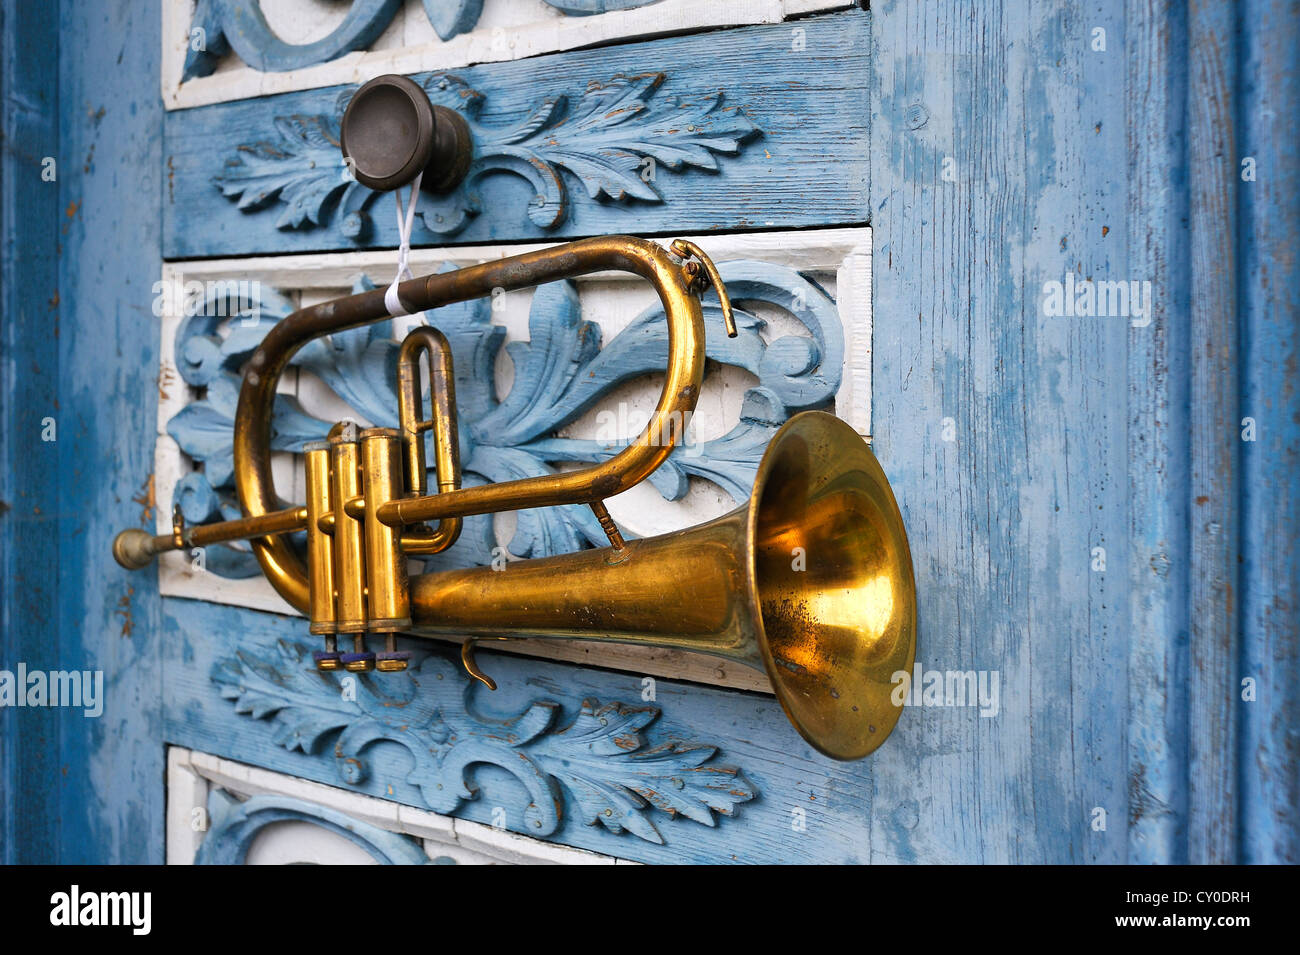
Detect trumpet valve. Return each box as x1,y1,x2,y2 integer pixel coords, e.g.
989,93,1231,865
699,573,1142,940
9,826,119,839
375,633,410,672
313,632,341,672
341,653,375,672
313,651,342,672
375,651,411,672
329,425,369,635
341,633,375,672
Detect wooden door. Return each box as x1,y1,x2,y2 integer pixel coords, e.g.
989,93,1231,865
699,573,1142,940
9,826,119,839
1,0,1295,865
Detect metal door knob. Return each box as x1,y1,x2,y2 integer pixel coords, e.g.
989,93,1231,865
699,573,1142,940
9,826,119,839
340,74,472,194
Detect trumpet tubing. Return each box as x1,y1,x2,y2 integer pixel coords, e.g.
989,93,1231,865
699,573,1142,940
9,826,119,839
410,507,756,658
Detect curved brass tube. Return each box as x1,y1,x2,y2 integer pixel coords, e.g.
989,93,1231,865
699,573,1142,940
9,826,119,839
395,326,462,555
233,235,708,614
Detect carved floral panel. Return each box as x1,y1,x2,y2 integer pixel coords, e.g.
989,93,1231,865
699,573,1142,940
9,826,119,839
164,0,854,108
162,615,877,863
163,15,874,256
169,746,629,863
213,71,761,243
211,641,757,846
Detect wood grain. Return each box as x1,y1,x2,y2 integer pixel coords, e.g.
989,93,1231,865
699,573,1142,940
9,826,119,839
1235,0,1299,866
868,0,1131,862
0,0,64,864
0,1,169,863
163,0,853,110
1186,0,1240,866
1123,0,1190,865
6,0,1295,865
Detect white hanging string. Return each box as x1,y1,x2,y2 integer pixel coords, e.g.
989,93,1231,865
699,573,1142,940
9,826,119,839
384,170,423,318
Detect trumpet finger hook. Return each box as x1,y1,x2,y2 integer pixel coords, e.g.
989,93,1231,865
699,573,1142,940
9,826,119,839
460,637,504,691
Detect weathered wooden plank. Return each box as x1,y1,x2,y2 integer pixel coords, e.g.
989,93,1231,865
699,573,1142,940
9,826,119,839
0,0,63,865
171,748,627,864
1236,0,1300,866
162,11,872,258
1124,0,1190,864
10,0,1293,867
161,597,878,864
50,0,168,863
1186,0,1240,865
868,0,1131,862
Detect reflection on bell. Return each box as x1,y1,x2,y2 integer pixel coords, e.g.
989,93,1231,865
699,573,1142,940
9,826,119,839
408,411,918,761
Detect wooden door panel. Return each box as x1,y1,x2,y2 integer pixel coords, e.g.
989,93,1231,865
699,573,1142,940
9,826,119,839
145,4,878,866
163,13,872,257
164,605,877,864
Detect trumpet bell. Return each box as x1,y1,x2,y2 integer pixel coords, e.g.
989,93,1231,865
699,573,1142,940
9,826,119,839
747,411,917,760
407,410,916,761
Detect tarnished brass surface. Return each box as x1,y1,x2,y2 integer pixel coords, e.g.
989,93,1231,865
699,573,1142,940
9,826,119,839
303,442,337,636
111,504,308,570
359,428,411,631
670,238,737,337
396,326,461,556
329,427,367,634
748,412,916,760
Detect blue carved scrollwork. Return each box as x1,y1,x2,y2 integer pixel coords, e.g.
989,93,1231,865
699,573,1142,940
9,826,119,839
183,0,668,80
184,0,405,79
165,258,843,578
212,72,761,239
196,789,431,864
212,640,757,844
542,0,663,13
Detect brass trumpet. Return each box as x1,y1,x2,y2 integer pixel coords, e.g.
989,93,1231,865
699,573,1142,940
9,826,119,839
114,233,916,759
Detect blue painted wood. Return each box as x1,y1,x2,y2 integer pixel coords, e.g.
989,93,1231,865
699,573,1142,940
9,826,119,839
182,0,670,80
196,790,429,864
213,72,761,240
183,0,476,79
1186,0,1241,866
1123,0,1191,864
870,0,1299,864
7,0,1295,865
1,1,167,862
421,0,485,43
869,0,1133,863
0,0,63,865
544,0,662,14
1236,0,1299,866
166,259,842,575
210,638,756,844
54,0,169,864
163,12,873,257
163,598,877,864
